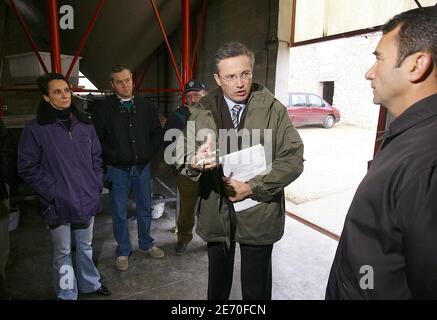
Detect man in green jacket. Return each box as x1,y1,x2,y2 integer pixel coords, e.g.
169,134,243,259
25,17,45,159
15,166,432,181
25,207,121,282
176,42,304,300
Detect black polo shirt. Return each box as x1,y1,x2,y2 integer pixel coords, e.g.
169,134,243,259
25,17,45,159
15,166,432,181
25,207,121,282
327,93,437,299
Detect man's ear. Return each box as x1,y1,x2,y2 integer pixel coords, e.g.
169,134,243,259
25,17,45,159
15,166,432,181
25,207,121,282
213,74,221,87
43,94,50,102
409,52,433,82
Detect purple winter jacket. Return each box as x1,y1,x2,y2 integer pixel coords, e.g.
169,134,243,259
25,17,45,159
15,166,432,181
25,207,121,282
18,101,103,225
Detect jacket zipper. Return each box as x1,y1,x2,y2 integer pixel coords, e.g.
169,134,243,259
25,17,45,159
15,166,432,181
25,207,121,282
68,131,72,140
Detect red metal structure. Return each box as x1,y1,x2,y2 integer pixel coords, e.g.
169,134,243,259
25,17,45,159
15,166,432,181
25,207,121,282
48,0,62,73
65,0,106,80
9,0,49,74
1,0,207,101
150,0,184,91
182,0,191,86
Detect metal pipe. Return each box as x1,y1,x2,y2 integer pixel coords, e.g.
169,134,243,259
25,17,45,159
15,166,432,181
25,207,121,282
182,0,190,84
66,0,106,79
48,0,62,73
190,0,207,77
9,0,49,74
292,25,382,48
150,0,184,90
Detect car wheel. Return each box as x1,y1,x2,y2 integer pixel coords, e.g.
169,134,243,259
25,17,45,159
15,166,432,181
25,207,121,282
323,115,335,129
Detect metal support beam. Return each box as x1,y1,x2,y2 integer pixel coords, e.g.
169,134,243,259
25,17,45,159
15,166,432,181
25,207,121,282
182,0,190,85
9,0,49,74
414,0,423,8
66,0,106,79
150,0,184,90
48,0,62,73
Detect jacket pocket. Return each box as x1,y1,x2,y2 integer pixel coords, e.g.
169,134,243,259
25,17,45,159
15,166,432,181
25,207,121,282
336,265,364,300
235,201,284,244
41,203,58,225
196,198,225,239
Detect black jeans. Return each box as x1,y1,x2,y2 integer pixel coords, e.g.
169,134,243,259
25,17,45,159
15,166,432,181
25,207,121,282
207,241,273,300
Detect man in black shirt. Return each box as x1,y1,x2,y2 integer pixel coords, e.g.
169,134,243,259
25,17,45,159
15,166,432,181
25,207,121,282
326,6,437,299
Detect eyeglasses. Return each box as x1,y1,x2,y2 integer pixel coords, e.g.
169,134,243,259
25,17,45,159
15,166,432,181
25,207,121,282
217,71,252,84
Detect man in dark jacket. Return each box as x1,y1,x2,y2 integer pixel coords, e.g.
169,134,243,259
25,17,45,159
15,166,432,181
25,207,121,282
176,42,304,300
326,6,437,299
93,65,164,271
164,79,207,255
0,118,12,299
18,73,110,300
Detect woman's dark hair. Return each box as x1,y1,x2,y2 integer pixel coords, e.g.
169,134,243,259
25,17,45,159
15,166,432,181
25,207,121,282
37,73,70,95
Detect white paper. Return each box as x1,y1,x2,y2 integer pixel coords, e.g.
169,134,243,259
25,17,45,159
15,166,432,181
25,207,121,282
220,144,267,212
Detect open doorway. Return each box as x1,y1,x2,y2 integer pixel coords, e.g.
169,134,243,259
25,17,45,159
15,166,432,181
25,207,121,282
322,81,334,105
285,31,382,238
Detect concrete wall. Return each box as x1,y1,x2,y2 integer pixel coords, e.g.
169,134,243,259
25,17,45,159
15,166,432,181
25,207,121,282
289,32,382,129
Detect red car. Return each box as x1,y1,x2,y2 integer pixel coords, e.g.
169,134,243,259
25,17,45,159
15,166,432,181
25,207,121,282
287,93,341,128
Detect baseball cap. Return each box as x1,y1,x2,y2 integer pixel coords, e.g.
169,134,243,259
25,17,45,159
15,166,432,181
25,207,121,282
184,79,206,94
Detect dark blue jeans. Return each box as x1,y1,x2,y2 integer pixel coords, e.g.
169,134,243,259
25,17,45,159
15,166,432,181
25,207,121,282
107,165,153,257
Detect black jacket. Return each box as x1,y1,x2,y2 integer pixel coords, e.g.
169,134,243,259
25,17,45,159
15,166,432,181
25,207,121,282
93,95,163,167
0,119,12,200
163,105,190,148
326,93,437,299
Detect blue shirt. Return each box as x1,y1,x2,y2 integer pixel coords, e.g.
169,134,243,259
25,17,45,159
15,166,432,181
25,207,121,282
224,96,246,124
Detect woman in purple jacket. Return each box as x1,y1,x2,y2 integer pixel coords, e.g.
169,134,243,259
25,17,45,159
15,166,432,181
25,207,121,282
18,73,110,300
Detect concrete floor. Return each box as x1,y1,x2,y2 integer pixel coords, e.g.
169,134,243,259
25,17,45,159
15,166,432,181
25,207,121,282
8,125,376,301
6,185,338,300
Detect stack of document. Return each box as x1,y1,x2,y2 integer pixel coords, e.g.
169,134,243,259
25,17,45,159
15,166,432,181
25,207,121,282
220,144,267,212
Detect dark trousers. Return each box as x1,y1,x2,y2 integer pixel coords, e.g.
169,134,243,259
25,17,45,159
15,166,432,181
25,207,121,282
207,242,273,300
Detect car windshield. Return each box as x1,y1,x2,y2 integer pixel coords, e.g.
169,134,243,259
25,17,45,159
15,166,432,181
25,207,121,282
290,94,306,107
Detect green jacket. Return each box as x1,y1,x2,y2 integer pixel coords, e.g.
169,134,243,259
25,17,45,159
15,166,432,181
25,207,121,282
176,83,304,246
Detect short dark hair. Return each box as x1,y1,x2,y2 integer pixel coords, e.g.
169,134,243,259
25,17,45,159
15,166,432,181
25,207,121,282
214,42,255,73
110,64,132,81
382,6,437,68
37,73,70,96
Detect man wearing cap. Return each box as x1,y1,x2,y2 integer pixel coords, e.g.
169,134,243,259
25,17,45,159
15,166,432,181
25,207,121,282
164,79,207,254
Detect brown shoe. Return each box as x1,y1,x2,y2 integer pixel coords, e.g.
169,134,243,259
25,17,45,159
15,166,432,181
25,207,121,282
142,245,165,259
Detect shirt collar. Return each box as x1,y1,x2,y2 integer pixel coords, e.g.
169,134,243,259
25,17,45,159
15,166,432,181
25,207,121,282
383,93,437,140
116,94,134,102
223,95,246,114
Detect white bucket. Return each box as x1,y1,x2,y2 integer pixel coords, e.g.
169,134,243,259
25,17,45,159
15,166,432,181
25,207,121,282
8,208,20,232
151,202,165,219
151,193,165,219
